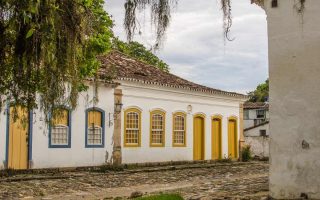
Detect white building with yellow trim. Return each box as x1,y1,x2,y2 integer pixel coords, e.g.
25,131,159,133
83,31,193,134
0,51,246,169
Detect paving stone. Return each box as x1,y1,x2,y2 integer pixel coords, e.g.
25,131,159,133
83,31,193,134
0,162,268,200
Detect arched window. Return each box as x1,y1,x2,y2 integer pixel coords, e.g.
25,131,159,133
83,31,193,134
124,108,141,147
49,108,71,148
173,112,186,147
150,110,165,147
85,108,105,148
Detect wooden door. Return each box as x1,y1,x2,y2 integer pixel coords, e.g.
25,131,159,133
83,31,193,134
228,119,238,159
193,116,205,160
8,106,29,169
212,118,222,160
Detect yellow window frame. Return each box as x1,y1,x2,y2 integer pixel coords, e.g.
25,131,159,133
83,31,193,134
172,112,187,147
124,108,141,147
149,110,166,147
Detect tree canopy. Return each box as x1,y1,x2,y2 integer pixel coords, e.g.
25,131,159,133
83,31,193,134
0,0,168,117
113,38,169,72
0,0,113,115
247,79,269,102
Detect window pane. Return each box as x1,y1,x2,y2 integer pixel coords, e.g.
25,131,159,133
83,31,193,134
173,115,185,145
151,113,164,144
126,112,140,145
88,126,102,145
51,125,68,145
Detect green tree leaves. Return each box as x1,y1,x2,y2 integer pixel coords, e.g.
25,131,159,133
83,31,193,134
113,38,169,72
0,0,113,115
248,79,269,102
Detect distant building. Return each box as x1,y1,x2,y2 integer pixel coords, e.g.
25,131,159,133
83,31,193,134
243,102,269,129
243,102,269,158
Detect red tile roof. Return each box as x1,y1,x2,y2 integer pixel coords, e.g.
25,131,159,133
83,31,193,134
97,51,247,99
244,102,269,109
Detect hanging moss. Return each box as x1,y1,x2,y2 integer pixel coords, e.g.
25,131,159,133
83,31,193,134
0,0,113,120
124,0,234,47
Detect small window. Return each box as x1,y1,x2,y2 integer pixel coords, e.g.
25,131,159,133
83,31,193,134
256,109,266,119
244,110,249,120
124,108,141,147
260,129,267,137
85,108,105,148
173,112,186,147
49,108,71,148
150,110,165,147
272,0,278,8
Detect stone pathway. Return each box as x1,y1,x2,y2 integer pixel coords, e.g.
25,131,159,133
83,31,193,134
0,161,268,200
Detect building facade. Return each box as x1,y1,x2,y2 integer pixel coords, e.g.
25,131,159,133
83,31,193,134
253,0,320,199
243,102,269,158
244,102,269,129
0,51,246,170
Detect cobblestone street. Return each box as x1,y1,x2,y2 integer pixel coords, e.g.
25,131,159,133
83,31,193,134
0,161,268,200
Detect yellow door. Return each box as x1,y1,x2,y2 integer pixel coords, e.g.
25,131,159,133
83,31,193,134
212,118,222,160
193,116,205,160
8,106,29,169
228,119,238,159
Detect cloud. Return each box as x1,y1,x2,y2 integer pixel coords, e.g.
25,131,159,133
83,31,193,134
105,0,268,94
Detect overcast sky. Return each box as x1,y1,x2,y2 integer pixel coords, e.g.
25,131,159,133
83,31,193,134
105,0,268,94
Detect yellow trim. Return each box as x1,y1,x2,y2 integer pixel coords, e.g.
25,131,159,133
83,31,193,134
172,112,187,147
149,110,166,147
228,116,238,159
211,115,223,160
193,114,205,160
123,108,142,147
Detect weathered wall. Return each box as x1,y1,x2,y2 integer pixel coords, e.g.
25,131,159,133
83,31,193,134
245,136,269,158
265,0,320,198
119,81,243,163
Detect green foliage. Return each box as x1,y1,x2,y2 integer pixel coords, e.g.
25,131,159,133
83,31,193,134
248,79,269,102
0,0,113,116
134,194,184,200
113,38,169,72
241,145,252,162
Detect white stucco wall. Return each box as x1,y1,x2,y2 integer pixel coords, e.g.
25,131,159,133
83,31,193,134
0,83,115,169
245,136,269,158
244,122,270,158
244,122,269,137
119,81,243,164
265,0,320,198
30,83,115,169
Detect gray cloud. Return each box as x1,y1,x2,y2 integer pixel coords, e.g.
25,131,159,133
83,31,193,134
105,0,268,94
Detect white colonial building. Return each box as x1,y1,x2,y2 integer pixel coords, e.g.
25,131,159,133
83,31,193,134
0,51,246,170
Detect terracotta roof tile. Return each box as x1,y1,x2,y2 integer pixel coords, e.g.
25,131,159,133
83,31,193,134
98,51,247,98
244,102,269,109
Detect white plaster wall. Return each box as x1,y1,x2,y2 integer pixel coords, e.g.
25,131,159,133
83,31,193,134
31,83,114,169
0,109,7,169
245,136,269,158
119,81,244,164
244,123,269,137
244,119,254,129
265,0,320,198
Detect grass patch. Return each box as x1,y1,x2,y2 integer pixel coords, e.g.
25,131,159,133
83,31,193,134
134,194,184,200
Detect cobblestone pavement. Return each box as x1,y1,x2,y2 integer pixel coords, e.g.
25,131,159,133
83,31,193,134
0,161,268,200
